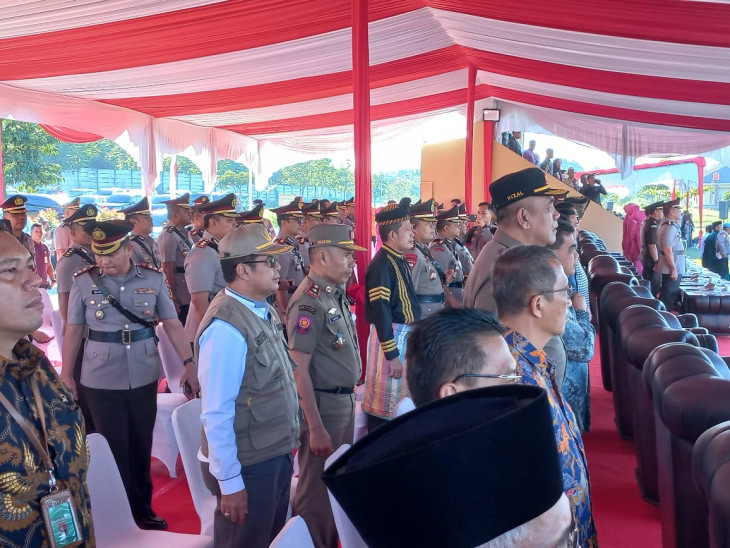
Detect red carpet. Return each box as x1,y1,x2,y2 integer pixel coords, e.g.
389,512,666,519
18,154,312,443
151,335,730,545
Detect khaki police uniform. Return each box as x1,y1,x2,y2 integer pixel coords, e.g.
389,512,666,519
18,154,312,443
454,237,474,277
405,242,445,317
430,237,464,303
130,233,162,268
287,272,360,548
157,224,192,321
183,230,226,341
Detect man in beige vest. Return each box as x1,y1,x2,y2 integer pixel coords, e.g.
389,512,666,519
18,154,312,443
196,224,300,548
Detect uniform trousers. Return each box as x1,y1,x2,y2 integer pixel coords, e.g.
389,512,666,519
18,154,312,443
202,453,293,548
294,393,355,548
72,338,95,433
659,275,682,312
83,381,157,517
642,266,662,297
178,304,189,326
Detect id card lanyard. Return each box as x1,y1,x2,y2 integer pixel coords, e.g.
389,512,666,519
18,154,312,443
0,375,58,490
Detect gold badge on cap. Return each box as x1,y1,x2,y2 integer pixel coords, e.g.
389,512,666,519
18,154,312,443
93,228,105,240
86,206,95,216
231,196,238,208
13,197,22,206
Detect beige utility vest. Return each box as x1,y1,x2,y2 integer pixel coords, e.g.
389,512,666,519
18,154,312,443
196,291,300,467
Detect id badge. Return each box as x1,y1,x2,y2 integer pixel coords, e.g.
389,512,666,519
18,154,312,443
40,490,83,548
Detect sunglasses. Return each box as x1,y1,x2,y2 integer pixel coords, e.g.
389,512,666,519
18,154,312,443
242,256,278,268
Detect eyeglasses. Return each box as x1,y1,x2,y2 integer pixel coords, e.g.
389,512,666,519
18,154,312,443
242,256,278,268
451,373,521,384
522,286,574,307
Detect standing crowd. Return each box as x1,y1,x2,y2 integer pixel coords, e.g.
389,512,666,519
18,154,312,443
0,167,598,548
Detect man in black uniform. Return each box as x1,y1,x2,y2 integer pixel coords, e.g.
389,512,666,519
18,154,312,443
640,201,664,296
361,198,421,429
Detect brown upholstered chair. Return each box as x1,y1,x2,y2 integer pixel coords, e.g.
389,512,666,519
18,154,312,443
692,421,730,548
653,363,730,548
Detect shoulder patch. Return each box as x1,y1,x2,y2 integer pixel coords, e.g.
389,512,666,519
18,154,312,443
138,263,163,273
296,314,313,334
306,283,320,299
196,239,211,248
74,264,98,277
404,253,418,270
298,304,317,314
165,226,175,233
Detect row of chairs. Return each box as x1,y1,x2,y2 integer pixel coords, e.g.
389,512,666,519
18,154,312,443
580,231,730,548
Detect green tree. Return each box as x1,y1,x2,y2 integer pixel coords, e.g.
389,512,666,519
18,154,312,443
2,120,63,192
162,156,201,174
57,139,138,170
269,158,353,196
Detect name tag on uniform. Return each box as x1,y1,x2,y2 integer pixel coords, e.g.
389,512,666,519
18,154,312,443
329,315,342,323
134,288,156,294
91,289,102,294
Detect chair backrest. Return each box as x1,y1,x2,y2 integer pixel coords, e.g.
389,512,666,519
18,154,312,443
393,397,415,418
269,516,314,548
51,309,64,352
39,288,54,328
171,398,216,536
86,433,139,542
157,323,184,393
325,445,368,548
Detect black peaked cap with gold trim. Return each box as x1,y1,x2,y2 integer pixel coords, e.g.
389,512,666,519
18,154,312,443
321,201,340,218
1,195,28,214
65,204,98,225
191,195,210,211
83,220,134,255
302,200,326,218
120,196,152,216
271,197,304,218
237,204,265,224
409,198,437,222
162,193,191,209
375,197,411,225
490,167,564,210
196,193,239,217
435,205,460,222
62,197,81,210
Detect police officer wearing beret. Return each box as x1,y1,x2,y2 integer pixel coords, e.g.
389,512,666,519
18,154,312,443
286,224,364,548
61,220,197,530
640,201,664,296
120,197,162,268
157,193,194,324
430,205,466,303
272,199,306,322
184,193,239,342
405,199,454,317
1,195,35,267
196,224,299,548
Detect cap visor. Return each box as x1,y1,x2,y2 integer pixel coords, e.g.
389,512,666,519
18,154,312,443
257,241,292,255
537,187,568,197
340,242,368,252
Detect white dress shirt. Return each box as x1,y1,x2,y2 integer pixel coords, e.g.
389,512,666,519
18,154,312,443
197,287,270,495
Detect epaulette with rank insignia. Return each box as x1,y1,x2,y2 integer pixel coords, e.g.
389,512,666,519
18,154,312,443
306,283,320,299
62,248,75,257
196,239,211,248
138,263,163,273
431,238,444,245
165,226,176,233
276,236,292,245
74,264,98,277
296,235,307,245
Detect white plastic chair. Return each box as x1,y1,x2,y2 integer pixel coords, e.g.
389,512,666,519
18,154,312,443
269,516,314,548
153,391,188,478
171,398,216,537
325,444,368,548
157,323,185,394
393,397,415,417
86,433,213,548
39,288,54,328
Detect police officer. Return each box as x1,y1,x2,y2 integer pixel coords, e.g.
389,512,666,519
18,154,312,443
61,219,197,530
189,195,210,243
405,199,453,317
430,205,465,303
321,201,342,224
184,193,239,341
158,193,193,323
236,203,265,227
455,203,475,278
655,199,685,311
640,201,664,295
1,195,35,266
196,224,299,548
272,199,306,321
286,224,365,548
343,197,356,229
120,197,161,268
299,200,326,270
53,196,81,260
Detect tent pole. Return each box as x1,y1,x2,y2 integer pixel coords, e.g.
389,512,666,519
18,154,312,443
353,0,372,375
0,122,4,203
464,67,476,212
483,119,494,202
697,162,704,241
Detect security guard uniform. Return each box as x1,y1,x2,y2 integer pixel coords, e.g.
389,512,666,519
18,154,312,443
158,193,194,323
430,205,465,303
66,220,177,527
1,195,35,266
287,224,364,548
405,199,446,317
120,197,162,268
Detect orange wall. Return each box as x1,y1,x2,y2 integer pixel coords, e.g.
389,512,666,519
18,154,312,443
421,122,623,252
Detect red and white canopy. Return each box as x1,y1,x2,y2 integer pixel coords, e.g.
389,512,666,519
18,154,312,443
1,0,730,187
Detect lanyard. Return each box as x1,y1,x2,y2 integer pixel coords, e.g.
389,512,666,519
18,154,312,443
0,375,58,491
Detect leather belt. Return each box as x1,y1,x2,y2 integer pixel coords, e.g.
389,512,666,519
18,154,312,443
87,327,156,344
417,294,445,304
175,266,185,273
314,386,357,395
447,281,464,289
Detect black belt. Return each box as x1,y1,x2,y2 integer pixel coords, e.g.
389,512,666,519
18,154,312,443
417,294,445,304
87,327,156,344
175,266,185,273
447,281,464,289
658,250,686,256
314,386,357,395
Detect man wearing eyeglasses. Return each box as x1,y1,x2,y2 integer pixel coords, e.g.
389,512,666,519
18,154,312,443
285,224,366,548
655,199,686,311
492,244,597,548
196,224,300,548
